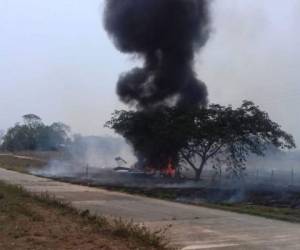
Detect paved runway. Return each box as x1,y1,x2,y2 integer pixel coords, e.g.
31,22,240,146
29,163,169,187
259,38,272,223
1,167,300,249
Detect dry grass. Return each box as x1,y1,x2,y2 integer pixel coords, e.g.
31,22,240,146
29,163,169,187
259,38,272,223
0,181,171,250
12,150,66,161
0,154,45,173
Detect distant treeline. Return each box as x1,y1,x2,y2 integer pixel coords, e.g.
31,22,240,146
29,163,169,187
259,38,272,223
0,114,71,152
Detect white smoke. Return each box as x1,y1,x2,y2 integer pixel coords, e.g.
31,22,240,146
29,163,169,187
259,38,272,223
31,135,136,177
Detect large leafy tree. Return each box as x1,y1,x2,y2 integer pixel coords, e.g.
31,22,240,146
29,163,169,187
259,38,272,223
178,101,295,180
1,115,70,152
106,101,296,180
22,114,42,128
0,130,5,147
106,108,187,169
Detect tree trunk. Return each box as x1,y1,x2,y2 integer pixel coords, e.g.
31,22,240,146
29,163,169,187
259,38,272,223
195,169,202,181
194,160,206,181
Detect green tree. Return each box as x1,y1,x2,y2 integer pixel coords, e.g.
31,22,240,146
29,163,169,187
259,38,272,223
178,101,295,180
0,130,4,147
22,114,42,128
47,122,70,149
2,115,70,152
106,101,296,180
106,108,187,169
2,123,32,151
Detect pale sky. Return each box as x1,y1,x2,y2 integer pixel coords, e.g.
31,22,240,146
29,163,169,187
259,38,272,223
0,0,299,145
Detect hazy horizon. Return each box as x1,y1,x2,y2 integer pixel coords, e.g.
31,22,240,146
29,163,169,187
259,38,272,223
1,0,299,146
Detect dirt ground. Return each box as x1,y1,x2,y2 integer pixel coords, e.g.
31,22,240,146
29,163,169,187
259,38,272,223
0,182,167,250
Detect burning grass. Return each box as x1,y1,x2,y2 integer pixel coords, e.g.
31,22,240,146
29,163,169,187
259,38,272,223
0,181,171,250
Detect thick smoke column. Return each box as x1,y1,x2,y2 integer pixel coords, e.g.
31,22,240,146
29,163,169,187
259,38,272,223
104,0,211,108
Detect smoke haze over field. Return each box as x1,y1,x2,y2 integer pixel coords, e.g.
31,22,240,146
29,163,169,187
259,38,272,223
69,135,135,167
31,135,136,177
0,0,299,145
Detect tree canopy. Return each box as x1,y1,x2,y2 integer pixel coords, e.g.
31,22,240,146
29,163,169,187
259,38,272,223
1,114,70,152
106,101,296,180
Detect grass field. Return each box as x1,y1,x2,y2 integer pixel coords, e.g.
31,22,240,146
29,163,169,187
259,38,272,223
0,180,170,250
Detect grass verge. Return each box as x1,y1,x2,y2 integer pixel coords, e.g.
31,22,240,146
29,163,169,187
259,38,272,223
0,181,171,250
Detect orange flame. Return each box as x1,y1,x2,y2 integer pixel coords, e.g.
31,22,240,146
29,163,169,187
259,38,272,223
163,158,175,177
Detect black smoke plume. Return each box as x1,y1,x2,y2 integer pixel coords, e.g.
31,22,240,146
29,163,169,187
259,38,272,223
104,0,211,109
